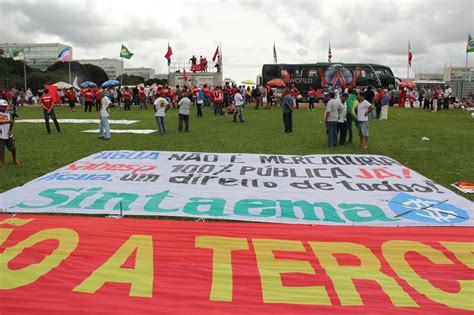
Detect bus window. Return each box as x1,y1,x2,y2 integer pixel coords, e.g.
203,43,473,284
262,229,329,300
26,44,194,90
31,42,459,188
308,69,318,77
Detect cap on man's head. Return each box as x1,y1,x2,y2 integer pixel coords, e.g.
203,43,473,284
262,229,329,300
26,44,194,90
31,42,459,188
0,99,8,107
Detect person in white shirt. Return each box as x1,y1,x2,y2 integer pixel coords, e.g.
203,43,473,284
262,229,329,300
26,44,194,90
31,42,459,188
154,97,169,134
0,100,20,169
324,91,340,148
337,93,348,145
233,91,245,122
99,91,112,140
443,85,452,110
356,92,373,149
178,94,191,132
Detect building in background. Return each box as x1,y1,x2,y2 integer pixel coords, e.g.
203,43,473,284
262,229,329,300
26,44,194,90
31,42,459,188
124,67,155,80
76,58,123,79
443,67,474,100
443,67,474,82
414,73,444,81
0,43,72,71
155,73,168,80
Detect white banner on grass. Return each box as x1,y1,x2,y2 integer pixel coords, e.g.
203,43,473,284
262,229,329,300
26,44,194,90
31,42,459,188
81,129,157,134
1,151,473,226
16,119,139,124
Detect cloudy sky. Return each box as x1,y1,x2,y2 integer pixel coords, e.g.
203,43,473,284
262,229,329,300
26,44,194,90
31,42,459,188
1,0,472,82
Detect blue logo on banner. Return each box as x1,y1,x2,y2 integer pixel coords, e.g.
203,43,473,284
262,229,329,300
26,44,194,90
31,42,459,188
389,193,469,224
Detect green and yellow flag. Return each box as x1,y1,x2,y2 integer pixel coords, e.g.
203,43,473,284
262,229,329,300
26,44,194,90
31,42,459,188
467,33,474,53
11,49,25,60
120,44,134,59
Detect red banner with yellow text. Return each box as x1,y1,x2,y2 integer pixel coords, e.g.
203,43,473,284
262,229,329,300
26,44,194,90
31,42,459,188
0,215,472,314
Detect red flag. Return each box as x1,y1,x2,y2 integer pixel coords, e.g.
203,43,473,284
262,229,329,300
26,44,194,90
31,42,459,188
183,67,188,83
165,44,173,66
408,41,413,67
164,46,173,59
212,45,219,62
44,85,61,103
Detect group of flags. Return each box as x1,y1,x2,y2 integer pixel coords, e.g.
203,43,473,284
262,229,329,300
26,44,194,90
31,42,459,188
119,43,221,83
273,34,474,67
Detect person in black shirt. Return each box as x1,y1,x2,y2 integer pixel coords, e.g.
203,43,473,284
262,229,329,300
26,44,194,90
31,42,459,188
364,85,375,104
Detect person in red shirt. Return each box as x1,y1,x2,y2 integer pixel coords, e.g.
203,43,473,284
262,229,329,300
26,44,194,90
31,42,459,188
40,89,61,134
139,87,146,109
213,86,224,116
84,88,94,112
65,88,76,112
308,88,316,110
290,85,299,109
122,86,132,110
315,89,323,103
93,87,101,111
203,85,212,107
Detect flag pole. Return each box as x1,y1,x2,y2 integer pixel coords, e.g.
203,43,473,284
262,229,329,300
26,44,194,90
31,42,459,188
121,57,123,87
23,59,27,92
68,59,72,84
219,41,223,74
407,41,410,79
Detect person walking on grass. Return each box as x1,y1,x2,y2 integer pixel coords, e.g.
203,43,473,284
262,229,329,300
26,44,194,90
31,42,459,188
337,92,348,145
196,88,204,117
98,91,112,140
356,92,373,150
213,86,224,116
380,89,390,120
178,93,191,132
325,91,340,148
66,87,76,112
154,96,169,134
282,88,294,133
308,87,316,111
39,90,61,134
0,100,20,169
233,89,245,122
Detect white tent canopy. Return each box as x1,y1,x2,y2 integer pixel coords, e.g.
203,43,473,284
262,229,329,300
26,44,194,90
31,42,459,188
52,81,73,89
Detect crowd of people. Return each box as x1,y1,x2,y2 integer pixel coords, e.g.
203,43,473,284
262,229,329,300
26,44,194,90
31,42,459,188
399,84,473,111
0,80,473,169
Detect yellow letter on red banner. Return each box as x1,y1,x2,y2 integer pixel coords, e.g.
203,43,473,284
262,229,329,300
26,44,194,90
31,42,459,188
253,238,331,305
310,241,417,307
73,235,154,298
196,236,249,301
383,240,474,311
0,228,79,289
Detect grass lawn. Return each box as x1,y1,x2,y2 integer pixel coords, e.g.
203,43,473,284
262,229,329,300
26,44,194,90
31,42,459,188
1,103,473,201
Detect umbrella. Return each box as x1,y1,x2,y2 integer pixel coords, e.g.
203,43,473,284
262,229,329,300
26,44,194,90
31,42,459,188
79,81,97,88
52,81,73,89
241,80,256,85
266,78,286,87
101,79,120,88
399,80,416,89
